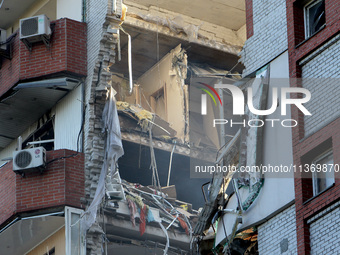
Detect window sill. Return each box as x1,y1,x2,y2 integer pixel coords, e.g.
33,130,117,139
303,182,335,205
295,24,326,49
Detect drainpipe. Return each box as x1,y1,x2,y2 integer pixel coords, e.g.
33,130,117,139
82,0,87,22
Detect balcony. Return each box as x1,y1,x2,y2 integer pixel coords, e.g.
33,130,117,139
0,18,87,98
0,149,85,226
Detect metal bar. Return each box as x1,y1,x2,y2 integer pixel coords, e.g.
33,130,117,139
215,129,241,164
27,139,54,145
166,143,176,187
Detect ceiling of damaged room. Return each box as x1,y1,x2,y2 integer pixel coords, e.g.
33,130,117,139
129,0,246,30
112,25,243,80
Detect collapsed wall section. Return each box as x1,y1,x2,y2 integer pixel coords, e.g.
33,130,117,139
84,0,119,254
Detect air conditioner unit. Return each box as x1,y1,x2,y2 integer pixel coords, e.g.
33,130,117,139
20,14,51,43
0,28,6,50
13,147,46,173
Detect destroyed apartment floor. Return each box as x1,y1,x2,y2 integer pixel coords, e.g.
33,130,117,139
101,179,199,253
115,100,214,209
117,101,177,141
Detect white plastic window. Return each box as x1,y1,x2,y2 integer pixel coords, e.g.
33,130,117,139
65,207,85,255
312,150,334,196
304,0,325,38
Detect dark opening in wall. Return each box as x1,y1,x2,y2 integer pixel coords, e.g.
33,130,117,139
293,0,326,46
22,116,54,151
300,137,333,202
118,140,210,209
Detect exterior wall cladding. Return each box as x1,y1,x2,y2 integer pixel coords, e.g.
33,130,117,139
240,0,288,76
257,205,298,255
301,35,340,136
243,0,340,254
83,0,112,254
308,202,340,254
240,0,297,253
286,0,340,254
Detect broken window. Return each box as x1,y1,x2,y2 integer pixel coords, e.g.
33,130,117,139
304,0,325,38
312,150,334,196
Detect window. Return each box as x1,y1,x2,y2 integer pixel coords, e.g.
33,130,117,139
43,247,55,255
150,86,167,121
65,207,85,255
312,150,334,196
22,116,54,151
304,0,325,38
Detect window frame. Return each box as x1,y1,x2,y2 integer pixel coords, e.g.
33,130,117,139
312,149,334,196
65,207,85,255
304,0,326,39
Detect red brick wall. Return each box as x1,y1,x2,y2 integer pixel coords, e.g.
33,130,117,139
0,162,16,225
0,149,84,226
287,0,340,78
245,0,254,38
65,19,87,75
286,1,340,254
293,119,340,254
65,154,86,207
0,18,87,98
0,37,20,98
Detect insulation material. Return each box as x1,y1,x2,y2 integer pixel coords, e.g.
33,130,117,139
117,101,153,131
81,87,124,233
240,67,268,211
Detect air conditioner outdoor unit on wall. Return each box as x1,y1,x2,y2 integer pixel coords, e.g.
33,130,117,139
20,14,51,43
13,147,46,174
0,28,6,50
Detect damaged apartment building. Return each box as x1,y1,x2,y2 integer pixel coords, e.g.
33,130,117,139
194,0,340,255
0,0,247,254
193,0,297,254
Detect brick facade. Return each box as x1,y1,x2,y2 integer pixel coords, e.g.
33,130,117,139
0,161,16,225
0,36,20,98
0,18,87,98
286,0,340,254
300,35,340,136
292,118,340,255
240,0,288,76
257,205,298,255
245,0,254,38
83,0,118,253
0,149,85,227
308,202,340,254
